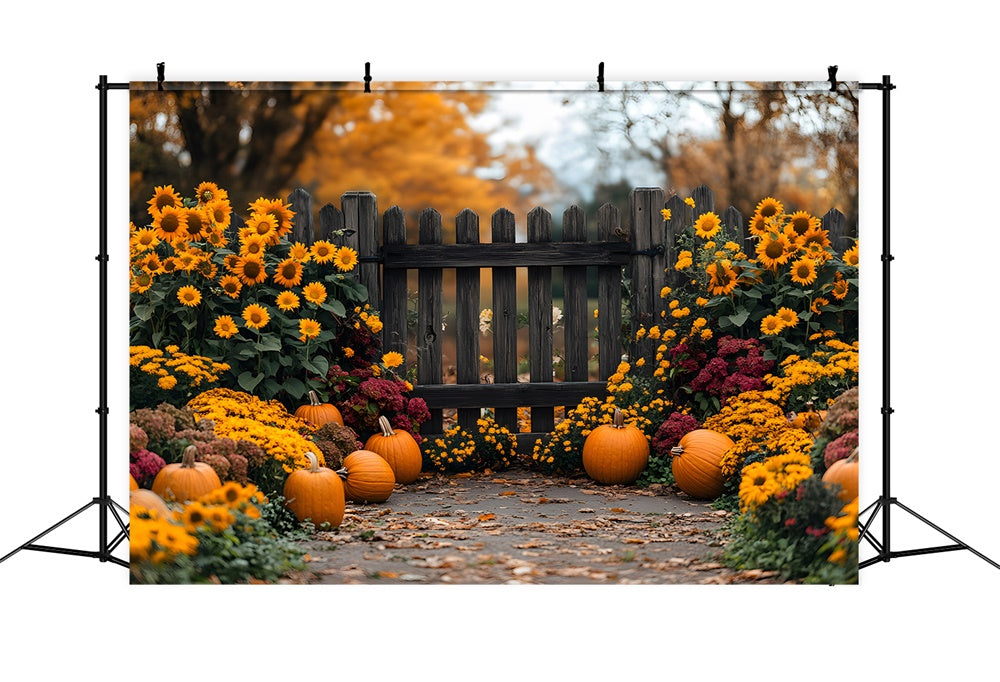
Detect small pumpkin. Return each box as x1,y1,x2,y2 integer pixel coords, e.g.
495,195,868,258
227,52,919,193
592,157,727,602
582,408,650,484
295,389,344,427
364,416,422,484
129,473,139,491
151,445,222,503
823,448,859,502
670,429,734,499
338,449,395,503
283,452,345,528
130,488,171,518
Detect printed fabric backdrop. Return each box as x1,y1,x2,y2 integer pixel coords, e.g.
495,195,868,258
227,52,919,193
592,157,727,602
128,80,860,585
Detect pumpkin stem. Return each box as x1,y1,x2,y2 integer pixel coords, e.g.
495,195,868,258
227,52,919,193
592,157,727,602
378,415,395,437
612,408,624,429
335,467,348,481
847,447,858,463
181,445,199,468
305,452,320,472
670,446,684,457
307,389,322,406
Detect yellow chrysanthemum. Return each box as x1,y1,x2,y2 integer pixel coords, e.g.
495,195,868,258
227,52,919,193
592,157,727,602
298,318,321,341
754,197,784,220
152,204,187,242
276,290,301,311
755,231,792,269
273,258,304,288
684,197,695,208
694,212,723,239
343,347,355,358
147,185,183,217
214,315,238,339
233,255,268,286
242,303,271,330
660,208,672,221
194,181,228,205
382,351,404,368
218,275,242,299
334,246,359,272
310,240,337,264
843,243,859,267
776,307,799,328
789,257,818,286
760,315,784,335
176,285,201,307
157,375,178,390
302,282,327,305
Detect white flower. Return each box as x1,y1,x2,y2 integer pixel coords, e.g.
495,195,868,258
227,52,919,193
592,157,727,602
479,308,493,335
552,306,563,327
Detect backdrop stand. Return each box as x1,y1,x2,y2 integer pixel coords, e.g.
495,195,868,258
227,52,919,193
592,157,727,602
0,75,129,569
858,75,999,571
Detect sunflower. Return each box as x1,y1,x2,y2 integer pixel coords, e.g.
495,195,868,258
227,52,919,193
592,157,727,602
694,212,723,239
789,257,818,286
214,315,238,339
152,205,188,242
177,285,202,307
161,257,180,275
786,210,821,238
747,212,775,238
183,207,209,242
195,182,227,205
138,252,162,273
130,270,154,294
205,506,235,533
298,318,321,341
232,255,268,286
803,241,832,264
334,246,359,272
218,275,242,299
776,307,799,327
754,197,784,220
242,303,271,330
755,232,792,269
382,351,404,368
147,185,182,217
760,315,784,335
310,240,337,264
706,260,739,296
276,290,301,311
271,258,303,288
222,254,241,272
180,502,209,531
799,226,831,251
831,276,850,300
244,214,279,244
130,228,160,252
248,197,295,237
205,198,232,230
239,233,268,258
302,281,327,305
811,296,830,314
289,242,311,262
194,258,217,280
843,243,859,267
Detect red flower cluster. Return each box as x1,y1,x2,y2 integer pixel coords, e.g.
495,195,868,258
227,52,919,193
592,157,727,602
324,364,430,442
651,412,702,458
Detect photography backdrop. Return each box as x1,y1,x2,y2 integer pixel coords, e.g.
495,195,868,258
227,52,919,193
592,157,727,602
1,1,997,678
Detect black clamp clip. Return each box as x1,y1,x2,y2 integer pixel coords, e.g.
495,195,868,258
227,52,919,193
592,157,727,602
828,65,838,92
157,62,165,91
364,62,372,93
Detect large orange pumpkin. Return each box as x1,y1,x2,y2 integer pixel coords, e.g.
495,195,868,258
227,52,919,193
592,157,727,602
283,452,346,528
338,450,395,503
130,488,171,518
823,448,859,502
295,390,344,427
151,445,222,503
582,408,650,484
364,416,422,484
670,429,734,499
129,474,139,491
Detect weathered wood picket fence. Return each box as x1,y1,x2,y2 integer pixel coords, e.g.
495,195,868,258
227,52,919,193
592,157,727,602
282,185,850,451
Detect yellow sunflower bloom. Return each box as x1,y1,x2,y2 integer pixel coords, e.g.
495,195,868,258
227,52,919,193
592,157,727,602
831,277,849,300
276,291,301,311
273,258,304,288
760,315,784,335
754,197,784,220
298,318,321,341
204,198,232,230
245,213,279,244
233,255,268,286
183,207,209,242
289,242,311,262
785,210,821,238
694,212,723,239
213,315,238,339
706,260,738,296
811,296,830,314
843,243,859,267
147,185,183,217
755,232,792,269
776,307,799,327
789,257,818,286
310,240,337,264
239,233,268,258
151,204,188,242
334,246,359,272
176,285,201,307
242,303,270,330
194,181,228,205
302,282,327,305
218,275,242,299
248,197,295,237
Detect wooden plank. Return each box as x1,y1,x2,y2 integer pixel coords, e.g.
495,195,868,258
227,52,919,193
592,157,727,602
455,209,481,433
318,203,343,244
491,208,518,431
288,188,314,245
411,381,608,409
381,241,630,268
382,206,408,365
628,187,663,371
597,203,624,380
342,191,380,308
417,208,443,435
692,184,714,217
562,205,589,382
723,206,745,252
822,208,848,256
527,206,554,434
663,194,687,292
650,198,668,329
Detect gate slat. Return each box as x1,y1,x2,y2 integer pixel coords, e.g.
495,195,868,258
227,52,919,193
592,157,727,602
597,203,623,380
562,206,589,382
528,207,554,434
382,207,408,365
491,209,518,431
455,209,481,433
417,209,443,436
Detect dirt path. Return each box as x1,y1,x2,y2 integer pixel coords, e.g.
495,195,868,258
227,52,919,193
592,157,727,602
289,469,786,584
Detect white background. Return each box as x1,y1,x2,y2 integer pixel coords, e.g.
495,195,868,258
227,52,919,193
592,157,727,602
1,2,996,679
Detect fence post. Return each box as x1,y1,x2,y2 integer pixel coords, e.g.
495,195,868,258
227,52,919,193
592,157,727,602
382,206,408,366
455,209,481,433
341,191,380,312
491,208,518,431
562,206,589,383
417,209,444,436
597,203,623,380
318,203,344,244
722,206,745,253
822,208,848,256
528,206,554,434
288,188,314,245
663,194,687,292
628,187,664,370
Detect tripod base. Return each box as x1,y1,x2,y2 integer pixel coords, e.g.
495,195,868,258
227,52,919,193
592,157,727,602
859,496,1000,571
0,497,130,569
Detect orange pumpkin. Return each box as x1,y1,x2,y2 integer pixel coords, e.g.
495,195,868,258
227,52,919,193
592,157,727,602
151,445,222,503
283,452,346,528
364,416,422,484
295,389,344,427
823,448,859,502
130,488,171,518
670,429,734,499
338,450,395,503
129,474,139,491
582,408,650,484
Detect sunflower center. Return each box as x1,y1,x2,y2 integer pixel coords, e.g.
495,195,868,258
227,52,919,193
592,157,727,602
753,475,767,486
156,195,175,211
281,263,297,278
765,240,784,259
791,217,810,235
244,261,262,278
161,215,179,233
796,264,810,278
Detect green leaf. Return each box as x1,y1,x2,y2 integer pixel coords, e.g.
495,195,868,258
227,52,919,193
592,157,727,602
718,315,733,329
729,309,750,327
255,336,283,353
238,371,264,392
132,304,155,321
282,377,308,400
311,355,329,377
322,299,347,317
743,288,762,300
